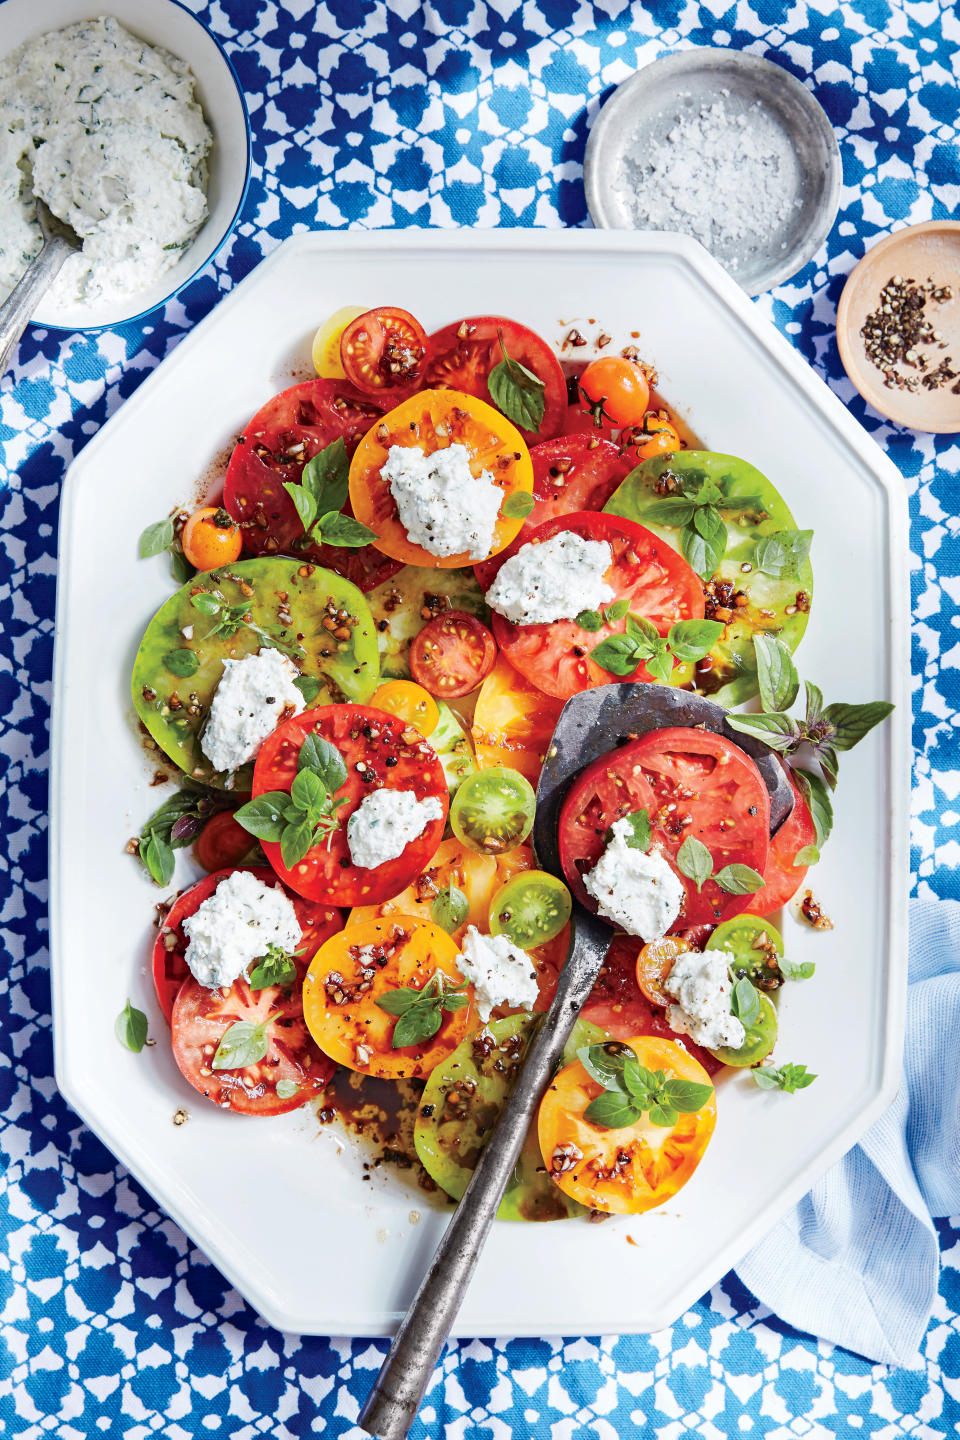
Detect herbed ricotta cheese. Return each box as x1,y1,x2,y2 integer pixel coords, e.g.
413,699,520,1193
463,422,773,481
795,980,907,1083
455,926,539,1022
663,948,746,1051
182,871,302,991
381,443,503,561
200,649,304,775
0,16,212,308
346,788,444,870
583,818,685,941
484,531,614,626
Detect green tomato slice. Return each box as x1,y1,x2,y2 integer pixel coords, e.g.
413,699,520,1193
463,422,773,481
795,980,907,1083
449,765,535,855
707,916,784,991
707,991,778,1067
431,701,476,794
414,1013,607,1221
489,871,572,948
368,564,488,679
604,451,813,706
131,557,380,788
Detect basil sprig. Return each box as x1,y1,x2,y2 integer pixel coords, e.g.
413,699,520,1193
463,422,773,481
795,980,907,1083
578,1043,714,1129
115,1000,148,1053
646,474,767,581
675,835,765,896
138,514,194,583
283,438,377,549
248,944,297,991
591,616,723,682
190,589,305,662
487,329,546,432
135,783,235,886
753,529,813,579
234,734,349,867
431,885,469,933
375,972,470,1049
750,1062,817,1093
212,1020,269,1071
575,599,629,632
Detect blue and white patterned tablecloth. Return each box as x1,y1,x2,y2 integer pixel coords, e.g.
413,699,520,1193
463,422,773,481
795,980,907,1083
2,1,959,1435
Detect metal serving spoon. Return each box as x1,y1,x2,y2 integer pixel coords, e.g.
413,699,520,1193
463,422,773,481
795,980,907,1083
359,683,792,1440
0,200,81,378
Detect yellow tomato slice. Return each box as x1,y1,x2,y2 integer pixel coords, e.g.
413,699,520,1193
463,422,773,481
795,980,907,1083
371,679,440,737
471,656,563,786
312,305,368,379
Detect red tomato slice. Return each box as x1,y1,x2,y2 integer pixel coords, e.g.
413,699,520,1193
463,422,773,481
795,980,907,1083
559,727,771,929
252,705,448,906
409,610,497,699
171,964,335,1116
193,810,258,873
222,378,402,593
340,306,429,396
742,770,815,916
152,866,341,1023
423,315,567,444
482,511,704,701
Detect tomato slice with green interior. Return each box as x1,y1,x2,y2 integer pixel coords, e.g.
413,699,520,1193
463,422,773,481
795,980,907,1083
471,655,563,785
707,991,778,1068
449,765,536,855
707,915,785,991
340,307,429,397
423,316,567,445
152,866,341,1023
409,610,497,699
604,451,813,705
483,511,705,701
488,870,571,948
222,377,401,593
558,727,771,928
252,704,448,906
741,771,816,917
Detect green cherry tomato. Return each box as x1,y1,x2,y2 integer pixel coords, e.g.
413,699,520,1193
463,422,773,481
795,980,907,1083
707,916,784,992
707,991,778,1068
489,871,572,948
449,766,535,855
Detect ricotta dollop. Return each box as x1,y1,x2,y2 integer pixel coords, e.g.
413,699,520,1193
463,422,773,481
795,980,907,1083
381,443,503,561
455,927,539,1022
346,789,444,870
663,948,746,1051
200,649,304,775
484,531,614,626
182,871,302,991
0,16,212,308
582,817,685,940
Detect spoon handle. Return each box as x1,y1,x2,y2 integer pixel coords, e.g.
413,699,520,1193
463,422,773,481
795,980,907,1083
359,907,610,1440
0,235,77,379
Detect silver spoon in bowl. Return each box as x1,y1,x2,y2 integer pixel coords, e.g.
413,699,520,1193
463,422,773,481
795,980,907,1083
0,199,81,378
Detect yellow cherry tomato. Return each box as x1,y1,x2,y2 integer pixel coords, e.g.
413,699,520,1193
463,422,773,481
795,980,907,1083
181,506,243,570
371,680,440,737
312,305,369,379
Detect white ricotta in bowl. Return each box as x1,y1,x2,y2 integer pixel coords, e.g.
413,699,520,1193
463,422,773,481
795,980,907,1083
0,16,213,308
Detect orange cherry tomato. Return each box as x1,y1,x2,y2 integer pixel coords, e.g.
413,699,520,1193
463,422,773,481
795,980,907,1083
181,506,243,570
635,935,692,1007
348,389,534,568
623,410,682,462
579,357,650,428
471,656,563,786
302,915,475,1080
192,810,259,873
537,1035,716,1215
371,679,440,736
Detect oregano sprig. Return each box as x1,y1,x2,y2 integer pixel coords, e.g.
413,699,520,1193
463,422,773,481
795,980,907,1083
233,733,349,867
578,1043,714,1129
282,439,377,549
375,972,470,1049
248,944,298,991
675,835,765,896
591,616,724,682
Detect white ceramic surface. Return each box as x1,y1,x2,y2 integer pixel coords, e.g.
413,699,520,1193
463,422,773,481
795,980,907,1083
0,0,251,330
51,230,911,1337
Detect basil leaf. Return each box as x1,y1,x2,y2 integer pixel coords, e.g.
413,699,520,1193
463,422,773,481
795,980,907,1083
283,481,318,535
730,978,760,1026
681,506,726,580
621,1061,653,1103
138,517,175,558
578,1042,630,1089
115,1000,148,1053
792,768,834,849
667,619,725,663
647,1102,680,1128
793,843,820,867
488,352,546,432
442,992,470,1013
275,1079,300,1100
726,712,801,753
431,885,469,933
822,701,895,753
234,793,289,842
170,548,195,584
212,1020,269,1070
647,497,696,526
604,599,629,622
392,1003,443,1050
298,733,348,792
753,633,799,713
584,1091,641,1130
190,592,223,615
501,490,535,519
661,1078,714,1113
163,647,199,678
248,948,298,990
753,529,813,579
714,863,765,895
750,1067,781,1090
620,810,651,852
317,512,378,548
591,635,641,676
778,954,816,982
301,438,349,515
375,988,421,1017
817,743,840,791
291,767,327,814
575,609,604,632
675,835,713,893
625,613,660,647
294,675,322,704
804,680,824,726
645,648,674,686
142,834,175,887
281,816,315,869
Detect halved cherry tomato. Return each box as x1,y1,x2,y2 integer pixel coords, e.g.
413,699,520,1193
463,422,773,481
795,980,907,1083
635,935,693,1007
340,307,428,396
348,389,534,568
471,656,563,785
302,916,474,1080
621,410,681,463
193,810,259,873
580,357,651,428
484,511,704,701
371,680,440,736
171,961,335,1115
313,305,368,379
537,1035,716,1214
558,727,770,928
252,705,448,906
222,378,401,593
152,867,341,1023
424,316,567,444
181,507,243,570
409,610,497,699
582,934,719,1073
742,770,816,916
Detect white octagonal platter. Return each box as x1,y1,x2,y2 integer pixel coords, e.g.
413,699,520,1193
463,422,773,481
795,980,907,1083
51,231,910,1337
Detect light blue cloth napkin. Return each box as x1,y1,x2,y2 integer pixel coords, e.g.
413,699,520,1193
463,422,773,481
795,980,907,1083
736,898,960,1367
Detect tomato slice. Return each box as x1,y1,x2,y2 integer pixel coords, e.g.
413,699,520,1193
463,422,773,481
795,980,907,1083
340,307,428,396
537,1035,717,1215
222,378,402,593
152,866,341,1023
471,655,563,786
192,810,259,873
252,705,448,906
409,610,497,699
558,727,771,928
171,963,334,1116
423,315,567,444
348,388,535,568
584,934,720,1073
742,770,816,916
483,511,705,701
